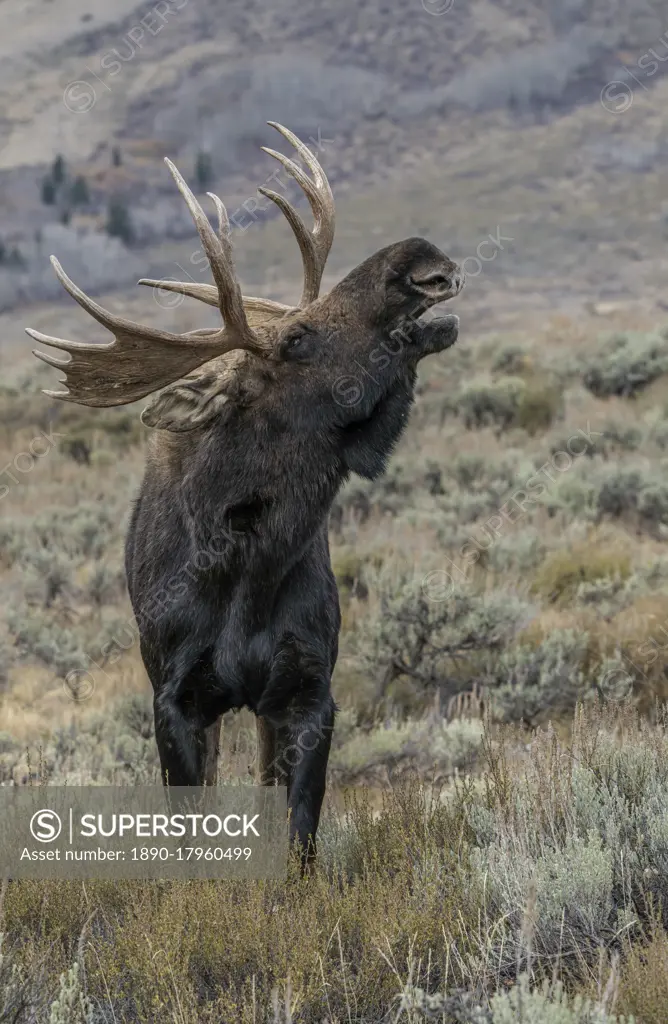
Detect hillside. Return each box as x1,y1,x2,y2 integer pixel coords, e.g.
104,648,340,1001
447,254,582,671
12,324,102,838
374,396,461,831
1,0,668,316
4,3,668,1021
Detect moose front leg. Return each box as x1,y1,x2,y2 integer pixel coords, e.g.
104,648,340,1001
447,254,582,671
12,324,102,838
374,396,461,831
284,700,336,865
145,640,227,787
152,666,225,787
153,690,211,786
262,701,335,867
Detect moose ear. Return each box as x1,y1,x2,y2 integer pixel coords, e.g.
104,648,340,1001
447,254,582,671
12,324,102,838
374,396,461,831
141,375,230,432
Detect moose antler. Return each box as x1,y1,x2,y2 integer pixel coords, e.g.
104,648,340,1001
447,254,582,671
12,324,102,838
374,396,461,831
138,122,335,318
26,162,275,408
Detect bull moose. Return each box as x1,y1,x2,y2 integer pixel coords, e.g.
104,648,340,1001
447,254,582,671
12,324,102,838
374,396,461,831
26,123,464,866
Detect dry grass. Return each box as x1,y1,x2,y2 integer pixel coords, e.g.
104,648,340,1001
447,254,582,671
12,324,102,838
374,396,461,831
0,703,666,1020
3,277,668,1018
616,926,668,1023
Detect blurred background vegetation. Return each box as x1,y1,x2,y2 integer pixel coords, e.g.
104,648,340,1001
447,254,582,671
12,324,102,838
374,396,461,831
3,0,668,1019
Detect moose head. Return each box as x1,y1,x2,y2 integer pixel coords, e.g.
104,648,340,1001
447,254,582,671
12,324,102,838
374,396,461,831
27,123,464,869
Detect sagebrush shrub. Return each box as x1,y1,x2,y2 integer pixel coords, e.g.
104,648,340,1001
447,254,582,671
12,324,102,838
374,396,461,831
457,375,527,431
531,540,631,605
357,570,532,707
583,330,668,398
465,704,668,983
457,372,562,434
7,605,87,678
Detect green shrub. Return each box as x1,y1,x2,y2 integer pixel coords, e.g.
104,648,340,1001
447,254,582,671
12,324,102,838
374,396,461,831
531,541,632,605
457,375,527,431
11,503,117,565
401,973,632,1022
583,330,668,398
551,421,643,460
489,974,633,1023
331,715,483,782
31,692,158,785
487,527,546,574
491,343,532,375
331,547,370,600
457,373,562,433
86,562,125,606
483,630,632,724
48,962,93,1024
7,606,87,678
515,371,564,434
357,570,532,709
0,933,51,1022
617,925,668,1022
539,460,668,536
466,703,668,982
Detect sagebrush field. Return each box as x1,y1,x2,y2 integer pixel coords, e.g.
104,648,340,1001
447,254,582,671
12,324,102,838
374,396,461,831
3,296,668,1021
3,0,668,1019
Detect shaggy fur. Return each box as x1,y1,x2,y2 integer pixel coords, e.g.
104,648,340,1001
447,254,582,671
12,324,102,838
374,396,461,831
125,237,463,862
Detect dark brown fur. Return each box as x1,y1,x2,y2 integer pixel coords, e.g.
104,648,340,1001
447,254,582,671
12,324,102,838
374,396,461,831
126,237,463,865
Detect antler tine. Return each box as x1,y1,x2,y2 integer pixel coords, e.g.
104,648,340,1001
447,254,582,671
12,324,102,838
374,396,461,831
163,159,257,344
136,124,335,315
258,121,335,305
136,276,294,324
25,253,271,408
137,279,222,308
33,257,205,349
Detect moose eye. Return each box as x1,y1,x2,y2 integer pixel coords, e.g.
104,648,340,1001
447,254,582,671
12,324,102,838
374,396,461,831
282,326,315,359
